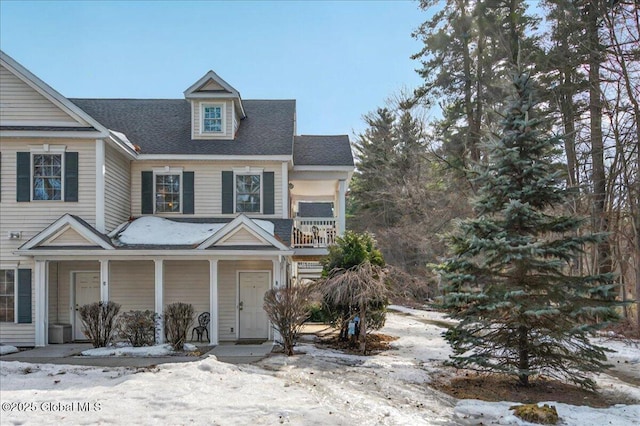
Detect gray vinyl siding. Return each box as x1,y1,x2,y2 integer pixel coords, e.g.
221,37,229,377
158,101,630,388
218,260,272,341
0,64,81,125
44,227,88,246
164,260,209,316
104,143,131,232
130,160,283,218
0,139,97,264
109,261,155,313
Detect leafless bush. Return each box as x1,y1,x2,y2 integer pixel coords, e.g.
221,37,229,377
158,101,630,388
164,302,194,350
117,310,157,347
264,284,313,356
79,301,121,348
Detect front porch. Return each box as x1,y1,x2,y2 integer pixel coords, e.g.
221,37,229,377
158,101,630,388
38,257,286,347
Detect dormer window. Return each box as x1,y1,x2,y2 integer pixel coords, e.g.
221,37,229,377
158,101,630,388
202,103,225,134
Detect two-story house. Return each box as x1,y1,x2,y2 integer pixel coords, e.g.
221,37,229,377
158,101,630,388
0,50,353,347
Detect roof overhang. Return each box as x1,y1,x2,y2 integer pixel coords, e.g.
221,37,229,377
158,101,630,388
14,249,294,259
137,154,292,162
0,129,107,139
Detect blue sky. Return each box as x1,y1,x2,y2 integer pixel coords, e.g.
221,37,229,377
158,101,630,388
0,1,429,137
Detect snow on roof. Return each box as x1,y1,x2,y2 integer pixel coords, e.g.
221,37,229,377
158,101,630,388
113,216,275,246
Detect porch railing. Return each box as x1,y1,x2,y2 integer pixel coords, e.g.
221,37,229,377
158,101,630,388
292,217,337,248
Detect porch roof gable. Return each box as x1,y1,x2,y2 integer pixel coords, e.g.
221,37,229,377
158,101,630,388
19,214,114,251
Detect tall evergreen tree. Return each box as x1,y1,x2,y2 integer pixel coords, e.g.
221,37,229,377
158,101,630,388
437,71,620,390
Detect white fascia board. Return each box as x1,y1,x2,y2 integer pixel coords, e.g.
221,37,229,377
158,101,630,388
0,130,108,139
18,250,295,260
292,165,355,172
19,214,114,251
107,131,139,159
183,70,239,97
137,154,292,162
185,93,235,99
0,52,110,136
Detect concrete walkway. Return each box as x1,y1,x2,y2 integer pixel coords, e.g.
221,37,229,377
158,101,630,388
0,342,274,367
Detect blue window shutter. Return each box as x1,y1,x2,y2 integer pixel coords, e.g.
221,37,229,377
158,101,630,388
17,269,32,324
263,172,275,215
141,171,153,214
222,171,233,214
64,152,79,202
16,152,30,202
183,171,194,214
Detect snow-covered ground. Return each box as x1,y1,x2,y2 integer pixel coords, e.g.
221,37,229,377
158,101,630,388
80,343,198,357
1,306,638,425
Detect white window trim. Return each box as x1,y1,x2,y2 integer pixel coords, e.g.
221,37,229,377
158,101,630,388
30,146,66,202
0,267,17,324
233,167,264,214
153,167,184,214
200,102,226,135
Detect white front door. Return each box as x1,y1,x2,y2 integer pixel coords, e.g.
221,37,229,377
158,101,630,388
74,271,100,340
238,271,270,339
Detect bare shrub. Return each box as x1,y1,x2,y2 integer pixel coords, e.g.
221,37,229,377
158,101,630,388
264,284,312,356
79,301,121,348
164,302,194,350
117,310,157,347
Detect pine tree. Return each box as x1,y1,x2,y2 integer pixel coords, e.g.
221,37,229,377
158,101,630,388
437,71,620,390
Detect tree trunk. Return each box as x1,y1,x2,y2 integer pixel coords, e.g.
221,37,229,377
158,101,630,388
457,0,480,163
518,325,529,386
359,302,367,354
587,0,612,277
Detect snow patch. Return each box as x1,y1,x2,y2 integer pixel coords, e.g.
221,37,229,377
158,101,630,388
81,344,175,357
113,216,276,246
115,217,224,245
454,399,640,426
0,345,19,355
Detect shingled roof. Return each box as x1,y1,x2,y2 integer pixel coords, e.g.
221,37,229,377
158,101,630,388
293,135,354,166
70,98,295,156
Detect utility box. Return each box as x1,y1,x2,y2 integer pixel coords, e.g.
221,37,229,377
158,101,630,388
48,324,72,344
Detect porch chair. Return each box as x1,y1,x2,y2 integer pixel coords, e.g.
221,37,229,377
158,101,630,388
191,312,210,343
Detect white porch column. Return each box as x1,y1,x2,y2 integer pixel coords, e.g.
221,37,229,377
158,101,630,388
95,139,106,233
154,259,164,344
271,257,284,343
99,259,109,303
34,260,48,347
337,179,347,235
273,258,283,289
282,162,289,219
209,259,219,346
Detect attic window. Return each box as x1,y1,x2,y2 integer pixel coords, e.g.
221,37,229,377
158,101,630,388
202,103,225,134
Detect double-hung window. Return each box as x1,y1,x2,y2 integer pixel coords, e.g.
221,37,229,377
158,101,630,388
0,269,15,323
235,172,261,213
202,104,224,133
154,169,182,213
33,153,63,201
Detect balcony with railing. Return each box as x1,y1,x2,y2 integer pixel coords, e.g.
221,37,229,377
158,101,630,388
292,217,337,248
